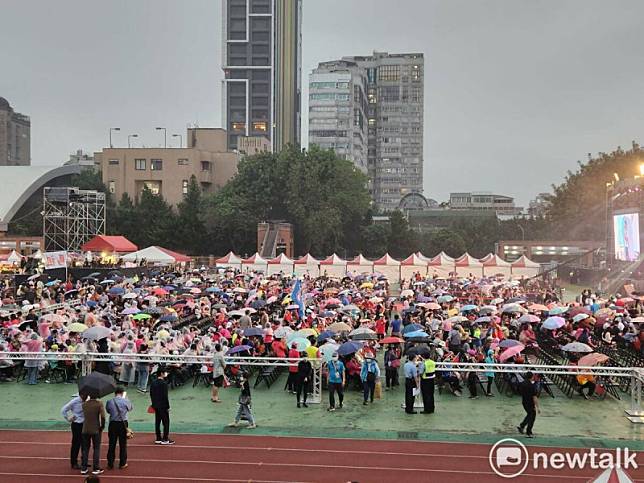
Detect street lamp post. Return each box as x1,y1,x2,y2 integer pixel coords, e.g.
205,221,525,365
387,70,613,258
109,127,120,148
172,133,182,148
517,224,525,241
128,134,139,148
156,127,167,148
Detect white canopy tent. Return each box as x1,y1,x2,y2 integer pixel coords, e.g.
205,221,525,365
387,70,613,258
372,253,401,281
511,255,541,278
346,254,374,276
267,253,294,275
319,254,347,278
400,253,428,280
241,253,268,273
215,252,242,270
454,253,484,277
427,252,454,278
480,253,512,278
293,254,320,277
121,246,188,265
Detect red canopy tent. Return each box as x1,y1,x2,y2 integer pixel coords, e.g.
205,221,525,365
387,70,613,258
267,253,294,275
372,253,400,281
319,253,347,277
400,253,428,279
454,253,484,277
480,253,512,277
157,247,191,263
81,235,138,253
215,252,242,269
293,254,320,277
346,254,374,275
427,252,454,277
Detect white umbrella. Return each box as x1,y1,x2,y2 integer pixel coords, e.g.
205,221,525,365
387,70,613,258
561,342,593,353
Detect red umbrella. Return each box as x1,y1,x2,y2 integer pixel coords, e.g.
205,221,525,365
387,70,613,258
380,336,404,344
568,306,592,318
499,344,525,362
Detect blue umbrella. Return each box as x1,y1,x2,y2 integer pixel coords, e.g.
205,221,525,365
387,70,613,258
244,327,264,337
542,316,565,330
251,299,266,310
403,330,429,339
319,310,336,318
163,285,177,291
549,307,568,316
402,323,424,334
226,345,252,355
206,287,221,293
159,314,178,322
475,316,492,324
460,304,478,313
86,300,98,308
337,341,363,356
45,280,60,286
317,330,335,343
109,287,125,296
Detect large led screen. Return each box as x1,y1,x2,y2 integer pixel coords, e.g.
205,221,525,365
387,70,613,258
613,213,640,261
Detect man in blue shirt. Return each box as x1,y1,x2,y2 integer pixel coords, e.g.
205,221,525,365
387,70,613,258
391,315,402,336
360,357,381,405
403,355,420,414
327,352,345,411
61,392,86,469
105,387,133,469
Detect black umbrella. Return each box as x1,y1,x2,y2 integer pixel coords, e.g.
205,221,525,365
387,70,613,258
88,272,101,278
407,345,432,358
78,371,116,398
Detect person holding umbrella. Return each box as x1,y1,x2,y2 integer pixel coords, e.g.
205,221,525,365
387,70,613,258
150,367,174,445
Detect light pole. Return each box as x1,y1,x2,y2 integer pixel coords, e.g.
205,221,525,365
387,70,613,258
109,127,120,148
517,224,525,241
128,134,138,148
172,133,182,148
156,127,167,148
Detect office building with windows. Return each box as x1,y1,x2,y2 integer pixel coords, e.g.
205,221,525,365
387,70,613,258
0,97,30,166
308,60,368,173
95,128,239,206
222,0,302,152
308,52,424,209
449,192,523,216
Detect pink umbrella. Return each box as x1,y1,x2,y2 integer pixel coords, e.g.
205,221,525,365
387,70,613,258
499,343,525,362
426,302,441,310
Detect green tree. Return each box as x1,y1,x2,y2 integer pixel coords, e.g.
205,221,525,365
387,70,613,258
175,175,208,255
359,224,390,258
128,187,176,248
422,229,467,257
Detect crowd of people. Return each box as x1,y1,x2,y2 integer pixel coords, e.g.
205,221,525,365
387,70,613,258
0,266,643,472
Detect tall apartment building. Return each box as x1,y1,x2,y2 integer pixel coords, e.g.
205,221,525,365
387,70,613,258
308,60,368,173
222,0,302,152
0,97,30,166
308,52,424,210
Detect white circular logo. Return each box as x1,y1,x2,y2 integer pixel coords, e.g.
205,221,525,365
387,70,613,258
489,438,530,478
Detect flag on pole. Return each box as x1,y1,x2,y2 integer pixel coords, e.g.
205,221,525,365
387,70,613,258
290,279,305,319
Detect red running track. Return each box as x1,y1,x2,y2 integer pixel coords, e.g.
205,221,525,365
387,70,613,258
0,430,641,482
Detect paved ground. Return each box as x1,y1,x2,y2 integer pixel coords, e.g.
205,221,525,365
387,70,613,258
1,373,641,450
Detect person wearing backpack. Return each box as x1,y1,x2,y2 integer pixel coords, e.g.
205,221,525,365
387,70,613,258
360,356,381,405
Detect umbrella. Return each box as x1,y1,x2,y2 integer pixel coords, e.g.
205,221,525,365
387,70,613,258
152,288,168,296
479,306,498,315
266,296,278,304
243,327,264,337
573,313,590,323
402,323,424,334
568,307,592,318
159,314,178,322
18,320,35,330
407,345,432,358
447,315,468,324
294,328,318,338
499,339,522,349
518,314,541,324
475,316,492,324
319,342,340,361
437,295,453,303
578,353,609,366
502,304,526,314
99,279,115,285
232,287,247,293
339,304,361,313
122,293,137,300
286,304,300,310
274,326,294,339
64,289,78,297
542,316,565,330
594,308,614,320
319,310,336,318
499,344,525,362
349,327,377,340
507,297,526,304
81,276,97,282
561,342,593,353
549,306,568,316
426,302,441,310
381,336,404,344
82,326,112,341
190,288,202,294
403,330,429,339
328,322,352,333
289,337,311,351
460,304,478,312
67,322,88,333
227,345,252,355
400,289,414,298
337,341,363,356
206,287,221,293
78,372,116,399
121,308,140,315
144,307,163,315
528,303,549,312
45,280,60,287
108,287,125,296
251,299,266,310
132,313,152,320
317,330,336,343
360,282,374,289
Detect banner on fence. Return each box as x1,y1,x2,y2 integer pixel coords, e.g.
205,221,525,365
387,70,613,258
43,251,68,270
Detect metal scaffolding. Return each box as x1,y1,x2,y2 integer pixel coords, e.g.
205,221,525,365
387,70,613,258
43,187,105,252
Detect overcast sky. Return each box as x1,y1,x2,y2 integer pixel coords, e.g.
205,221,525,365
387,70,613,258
2,0,644,206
